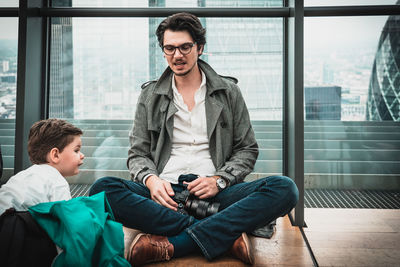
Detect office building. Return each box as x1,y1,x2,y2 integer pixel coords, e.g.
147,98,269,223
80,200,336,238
305,86,342,120
366,5,400,121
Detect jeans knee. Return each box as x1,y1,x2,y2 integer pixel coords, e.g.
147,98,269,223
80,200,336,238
89,176,119,196
281,176,299,208
267,176,299,208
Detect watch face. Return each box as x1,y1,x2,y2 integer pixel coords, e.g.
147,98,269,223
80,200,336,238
217,178,226,189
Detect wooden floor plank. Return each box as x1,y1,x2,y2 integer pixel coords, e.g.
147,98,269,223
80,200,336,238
304,208,400,267
145,215,314,267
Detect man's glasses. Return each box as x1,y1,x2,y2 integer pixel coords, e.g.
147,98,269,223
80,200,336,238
162,42,196,55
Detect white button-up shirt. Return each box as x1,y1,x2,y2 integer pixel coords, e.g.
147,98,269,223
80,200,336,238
0,164,71,215
158,71,216,184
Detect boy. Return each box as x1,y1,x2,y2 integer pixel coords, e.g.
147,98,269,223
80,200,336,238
0,118,84,215
0,119,132,266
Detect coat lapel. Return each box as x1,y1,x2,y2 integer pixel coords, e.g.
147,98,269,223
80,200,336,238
205,94,223,139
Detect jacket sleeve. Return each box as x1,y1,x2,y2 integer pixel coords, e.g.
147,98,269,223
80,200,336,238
127,93,158,184
214,85,259,186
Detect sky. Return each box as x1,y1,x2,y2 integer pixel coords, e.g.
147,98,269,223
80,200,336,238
304,0,397,52
304,16,389,53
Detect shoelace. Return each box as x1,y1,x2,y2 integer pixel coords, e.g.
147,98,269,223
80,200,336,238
148,235,171,261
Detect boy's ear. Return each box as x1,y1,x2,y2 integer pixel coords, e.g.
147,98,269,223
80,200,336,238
47,147,61,164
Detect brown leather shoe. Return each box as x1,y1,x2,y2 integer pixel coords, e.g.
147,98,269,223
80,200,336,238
230,232,254,265
128,233,174,266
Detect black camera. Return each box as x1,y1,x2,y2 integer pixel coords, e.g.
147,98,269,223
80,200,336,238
173,187,220,219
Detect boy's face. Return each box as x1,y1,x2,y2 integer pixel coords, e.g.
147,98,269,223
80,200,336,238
57,135,84,177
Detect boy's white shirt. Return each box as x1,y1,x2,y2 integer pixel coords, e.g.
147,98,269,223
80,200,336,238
0,164,71,215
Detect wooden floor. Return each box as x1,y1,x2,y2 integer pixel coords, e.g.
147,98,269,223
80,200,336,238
304,208,400,267
125,209,400,266
144,215,314,267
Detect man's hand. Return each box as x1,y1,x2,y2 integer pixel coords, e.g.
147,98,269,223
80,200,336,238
185,176,219,199
146,175,178,211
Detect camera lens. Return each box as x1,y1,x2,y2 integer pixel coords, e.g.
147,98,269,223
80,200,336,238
186,199,220,219
207,203,220,216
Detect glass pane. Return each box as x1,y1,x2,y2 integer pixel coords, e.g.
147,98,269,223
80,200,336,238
304,15,400,205
0,18,18,183
0,0,18,7
52,0,283,7
49,17,283,184
305,0,397,6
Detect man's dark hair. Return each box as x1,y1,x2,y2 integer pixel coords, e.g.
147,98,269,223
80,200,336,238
156,12,206,49
28,118,83,164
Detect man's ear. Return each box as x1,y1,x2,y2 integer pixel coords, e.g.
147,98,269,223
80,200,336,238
47,147,60,164
198,44,204,56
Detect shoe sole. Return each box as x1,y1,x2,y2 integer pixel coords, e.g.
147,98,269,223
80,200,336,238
123,227,142,259
242,233,255,265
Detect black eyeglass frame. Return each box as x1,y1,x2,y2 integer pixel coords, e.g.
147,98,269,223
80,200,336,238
162,42,197,55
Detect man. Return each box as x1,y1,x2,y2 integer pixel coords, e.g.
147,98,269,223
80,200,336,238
90,12,298,266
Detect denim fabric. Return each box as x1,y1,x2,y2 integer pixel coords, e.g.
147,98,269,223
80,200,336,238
89,175,298,260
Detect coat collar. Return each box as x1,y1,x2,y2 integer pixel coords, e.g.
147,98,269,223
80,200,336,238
153,59,231,98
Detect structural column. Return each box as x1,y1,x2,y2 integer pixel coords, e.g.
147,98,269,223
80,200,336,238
14,0,48,172
284,0,304,226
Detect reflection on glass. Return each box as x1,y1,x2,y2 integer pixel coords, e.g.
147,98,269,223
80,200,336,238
49,17,147,120
205,17,283,120
48,15,283,183
0,18,18,182
304,15,400,196
49,17,282,121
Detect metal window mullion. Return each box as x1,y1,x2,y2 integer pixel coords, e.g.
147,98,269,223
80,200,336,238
14,0,48,173
40,7,290,18
304,5,400,17
284,0,304,227
0,8,19,16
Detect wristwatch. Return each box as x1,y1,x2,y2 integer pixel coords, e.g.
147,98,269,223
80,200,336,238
215,176,227,191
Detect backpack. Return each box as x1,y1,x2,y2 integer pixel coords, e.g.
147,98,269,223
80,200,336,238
0,208,57,267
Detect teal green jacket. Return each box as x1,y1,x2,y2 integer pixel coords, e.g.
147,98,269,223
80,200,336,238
127,59,259,186
28,192,130,267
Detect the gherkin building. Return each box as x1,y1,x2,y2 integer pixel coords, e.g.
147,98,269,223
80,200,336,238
366,7,400,121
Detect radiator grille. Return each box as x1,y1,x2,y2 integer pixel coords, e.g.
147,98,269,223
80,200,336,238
70,184,400,209
70,184,91,198
305,189,400,209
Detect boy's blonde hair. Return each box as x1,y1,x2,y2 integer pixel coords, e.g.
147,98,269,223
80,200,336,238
28,119,83,164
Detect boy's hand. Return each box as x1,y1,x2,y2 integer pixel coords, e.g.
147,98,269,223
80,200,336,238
146,175,178,211
185,176,219,199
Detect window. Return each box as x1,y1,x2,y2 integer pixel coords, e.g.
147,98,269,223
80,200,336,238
49,16,284,183
0,0,18,7
0,17,18,183
304,14,400,192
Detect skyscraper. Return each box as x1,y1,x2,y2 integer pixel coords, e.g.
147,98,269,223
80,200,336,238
366,3,400,121
49,16,74,118
149,0,167,80
305,86,341,120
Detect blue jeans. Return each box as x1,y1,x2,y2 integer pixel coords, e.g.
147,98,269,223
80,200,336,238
89,175,298,260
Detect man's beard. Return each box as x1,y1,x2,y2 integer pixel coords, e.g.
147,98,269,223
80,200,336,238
173,60,196,77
